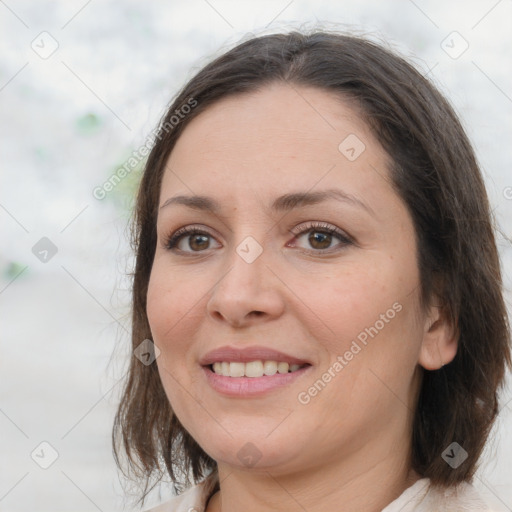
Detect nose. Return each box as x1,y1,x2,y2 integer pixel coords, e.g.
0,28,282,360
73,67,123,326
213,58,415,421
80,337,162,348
206,245,286,328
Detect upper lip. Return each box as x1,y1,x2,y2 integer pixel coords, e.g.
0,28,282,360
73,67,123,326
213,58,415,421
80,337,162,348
199,346,311,366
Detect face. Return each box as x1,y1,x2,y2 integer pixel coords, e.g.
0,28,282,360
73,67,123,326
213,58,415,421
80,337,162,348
147,84,432,476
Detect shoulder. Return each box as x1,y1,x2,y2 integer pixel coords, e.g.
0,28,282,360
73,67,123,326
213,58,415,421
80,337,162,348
145,474,495,512
145,473,219,512
383,478,497,512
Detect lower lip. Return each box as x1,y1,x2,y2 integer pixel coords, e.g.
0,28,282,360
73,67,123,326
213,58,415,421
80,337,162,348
203,365,311,397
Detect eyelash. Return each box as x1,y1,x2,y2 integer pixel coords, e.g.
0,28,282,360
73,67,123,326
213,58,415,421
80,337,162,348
164,221,353,255
164,225,212,253
289,221,353,253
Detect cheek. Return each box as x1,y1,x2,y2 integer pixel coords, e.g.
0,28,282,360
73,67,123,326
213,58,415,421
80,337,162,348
146,266,205,416
146,264,201,361
303,260,424,409
296,260,413,348
296,276,421,442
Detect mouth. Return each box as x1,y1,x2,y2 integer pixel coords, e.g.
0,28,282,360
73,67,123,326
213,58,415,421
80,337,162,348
208,360,310,378
200,345,313,397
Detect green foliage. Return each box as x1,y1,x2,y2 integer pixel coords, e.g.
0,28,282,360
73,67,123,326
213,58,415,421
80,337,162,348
76,113,102,135
5,261,27,280
103,150,146,217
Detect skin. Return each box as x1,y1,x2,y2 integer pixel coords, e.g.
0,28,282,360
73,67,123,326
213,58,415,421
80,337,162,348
146,83,458,512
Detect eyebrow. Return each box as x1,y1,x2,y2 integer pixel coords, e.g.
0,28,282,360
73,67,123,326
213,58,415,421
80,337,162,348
159,188,375,217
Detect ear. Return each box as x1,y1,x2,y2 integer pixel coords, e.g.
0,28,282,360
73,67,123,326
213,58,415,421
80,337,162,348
418,302,458,370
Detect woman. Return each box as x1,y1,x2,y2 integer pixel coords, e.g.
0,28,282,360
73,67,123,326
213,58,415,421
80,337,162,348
113,31,511,511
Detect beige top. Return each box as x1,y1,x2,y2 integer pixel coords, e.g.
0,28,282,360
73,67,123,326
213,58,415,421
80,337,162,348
147,473,496,511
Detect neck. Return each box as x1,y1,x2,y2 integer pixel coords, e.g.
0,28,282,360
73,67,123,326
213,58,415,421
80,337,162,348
207,439,420,512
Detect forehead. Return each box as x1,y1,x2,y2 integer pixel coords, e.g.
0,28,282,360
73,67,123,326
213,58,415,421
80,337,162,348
161,84,392,207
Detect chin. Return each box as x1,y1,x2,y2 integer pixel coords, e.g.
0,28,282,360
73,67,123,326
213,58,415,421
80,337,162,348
195,428,308,473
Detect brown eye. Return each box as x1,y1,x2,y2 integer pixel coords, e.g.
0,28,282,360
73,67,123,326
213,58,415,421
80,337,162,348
308,231,333,250
187,234,211,251
290,221,353,254
165,227,220,253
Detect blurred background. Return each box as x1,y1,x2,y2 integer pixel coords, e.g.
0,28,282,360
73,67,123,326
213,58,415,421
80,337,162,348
1,1,511,510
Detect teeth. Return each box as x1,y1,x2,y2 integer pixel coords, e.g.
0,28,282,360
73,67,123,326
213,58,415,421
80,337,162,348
210,360,305,377
245,360,264,377
263,360,277,376
229,362,245,378
277,362,289,374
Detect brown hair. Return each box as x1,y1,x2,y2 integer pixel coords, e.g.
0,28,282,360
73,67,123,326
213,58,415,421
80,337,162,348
113,30,511,498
